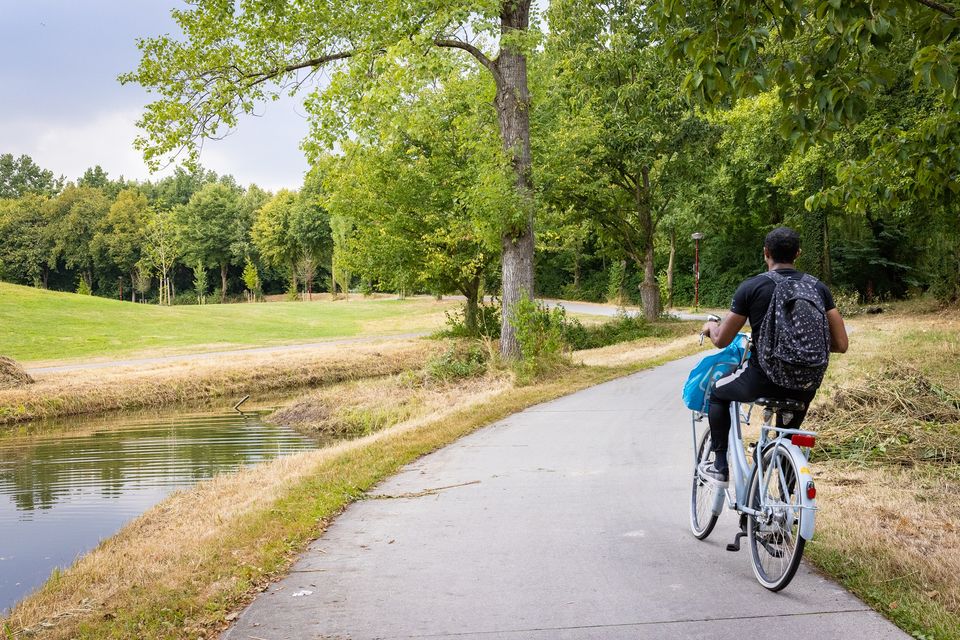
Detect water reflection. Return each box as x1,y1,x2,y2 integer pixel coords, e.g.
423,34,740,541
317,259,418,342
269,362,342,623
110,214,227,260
0,410,316,613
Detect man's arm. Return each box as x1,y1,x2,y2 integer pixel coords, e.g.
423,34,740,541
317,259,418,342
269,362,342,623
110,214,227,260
827,308,848,353
702,312,747,348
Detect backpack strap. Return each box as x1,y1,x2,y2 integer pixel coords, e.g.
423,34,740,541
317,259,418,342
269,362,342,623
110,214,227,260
763,270,786,283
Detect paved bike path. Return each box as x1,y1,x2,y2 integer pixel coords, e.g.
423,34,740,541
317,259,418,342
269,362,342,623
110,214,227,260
224,355,908,639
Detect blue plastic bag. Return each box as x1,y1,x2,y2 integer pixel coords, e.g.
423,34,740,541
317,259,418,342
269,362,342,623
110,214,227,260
682,334,749,414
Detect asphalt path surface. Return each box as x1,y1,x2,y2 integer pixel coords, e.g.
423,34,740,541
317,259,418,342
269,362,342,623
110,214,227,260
223,354,907,640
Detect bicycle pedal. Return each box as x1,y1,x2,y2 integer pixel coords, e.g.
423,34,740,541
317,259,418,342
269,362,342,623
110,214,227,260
726,530,747,552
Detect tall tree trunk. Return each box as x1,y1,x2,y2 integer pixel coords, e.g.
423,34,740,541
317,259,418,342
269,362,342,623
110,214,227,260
220,263,228,302
666,227,676,309
42,266,49,289
131,272,137,303
493,1,535,360
637,167,659,321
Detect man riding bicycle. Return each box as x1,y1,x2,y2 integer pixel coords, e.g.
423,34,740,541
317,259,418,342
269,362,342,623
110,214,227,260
698,227,848,484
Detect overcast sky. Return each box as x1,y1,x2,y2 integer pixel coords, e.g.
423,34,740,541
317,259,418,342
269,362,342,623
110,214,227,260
0,1,312,191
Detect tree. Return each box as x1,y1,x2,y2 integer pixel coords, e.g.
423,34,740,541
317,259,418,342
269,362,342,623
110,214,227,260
145,165,218,208
78,165,111,190
124,0,540,358
46,185,111,291
241,257,261,301
92,189,150,301
537,1,711,319
251,188,332,298
0,194,57,287
192,262,208,305
0,154,62,198
323,68,501,332
174,182,243,302
143,208,181,305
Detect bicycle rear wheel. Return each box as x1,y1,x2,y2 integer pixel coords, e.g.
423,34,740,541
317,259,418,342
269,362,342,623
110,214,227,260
746,444,805,591
690,427,720,539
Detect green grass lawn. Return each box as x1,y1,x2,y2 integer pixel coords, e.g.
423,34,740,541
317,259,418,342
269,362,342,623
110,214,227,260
0,283,455,363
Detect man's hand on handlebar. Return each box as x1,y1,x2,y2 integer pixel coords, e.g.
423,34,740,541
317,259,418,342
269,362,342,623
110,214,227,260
699,314,722,345
700,313,745,349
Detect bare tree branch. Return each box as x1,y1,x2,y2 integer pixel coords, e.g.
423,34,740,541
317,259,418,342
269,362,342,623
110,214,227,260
434,38,501,81
243,50,356,88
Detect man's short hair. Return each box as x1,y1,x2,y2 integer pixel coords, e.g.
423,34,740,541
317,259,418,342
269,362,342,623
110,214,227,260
764,227,801,263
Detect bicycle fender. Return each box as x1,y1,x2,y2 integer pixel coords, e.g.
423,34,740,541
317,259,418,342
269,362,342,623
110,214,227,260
779,441,816,541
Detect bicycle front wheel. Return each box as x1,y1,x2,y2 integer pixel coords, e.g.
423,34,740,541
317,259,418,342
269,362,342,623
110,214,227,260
746,444,806,591
690,427,719,539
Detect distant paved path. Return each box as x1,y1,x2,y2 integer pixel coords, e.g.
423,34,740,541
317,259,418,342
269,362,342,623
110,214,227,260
25,332,429,375
223,355,907,639
542,298,718,321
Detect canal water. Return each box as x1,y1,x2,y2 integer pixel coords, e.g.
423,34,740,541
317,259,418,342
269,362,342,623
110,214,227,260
0,408,317,613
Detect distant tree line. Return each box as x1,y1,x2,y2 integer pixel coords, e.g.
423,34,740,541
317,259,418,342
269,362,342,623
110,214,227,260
0,155,332,305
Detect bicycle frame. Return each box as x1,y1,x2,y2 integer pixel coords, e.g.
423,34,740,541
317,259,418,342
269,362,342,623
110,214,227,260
690,400,818,541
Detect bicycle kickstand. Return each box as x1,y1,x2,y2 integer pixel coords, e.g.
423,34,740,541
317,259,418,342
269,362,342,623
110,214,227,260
726,515,747,552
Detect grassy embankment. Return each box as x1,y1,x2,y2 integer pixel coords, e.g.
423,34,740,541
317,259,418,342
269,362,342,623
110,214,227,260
803,303,960,639
0,282,456,364
1,323,701,640
0,282,461,424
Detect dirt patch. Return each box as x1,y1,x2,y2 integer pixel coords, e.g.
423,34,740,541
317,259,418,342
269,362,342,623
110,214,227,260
0,356,33,390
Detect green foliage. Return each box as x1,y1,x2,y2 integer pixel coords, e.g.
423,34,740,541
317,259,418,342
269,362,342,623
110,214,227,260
425,342,489,383
322,67,499,307
440,301,502,339
75,277,92,296
175,183,243,272
241,258,261,300
606,261,626,305
0,154,62,198
0,194,56,286
652,0,960,207
509,295,571,383
192,263,208,305
562,313,675,351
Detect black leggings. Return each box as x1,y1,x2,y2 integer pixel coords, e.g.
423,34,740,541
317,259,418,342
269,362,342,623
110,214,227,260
708,360,817,471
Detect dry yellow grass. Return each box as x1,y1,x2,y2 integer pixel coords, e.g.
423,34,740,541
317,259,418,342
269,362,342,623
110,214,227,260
273,371,513,438
574,334,702,367
802,307,960,638
0,334,698,640
0,340,440,425
815,463,960,612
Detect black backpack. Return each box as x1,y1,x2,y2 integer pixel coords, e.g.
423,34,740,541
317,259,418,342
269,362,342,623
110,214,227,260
755,271,830,390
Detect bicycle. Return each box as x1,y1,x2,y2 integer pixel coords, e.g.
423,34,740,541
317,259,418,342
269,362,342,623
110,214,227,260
690,316,818,591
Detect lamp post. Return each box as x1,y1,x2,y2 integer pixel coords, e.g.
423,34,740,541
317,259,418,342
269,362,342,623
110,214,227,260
691,232,704,309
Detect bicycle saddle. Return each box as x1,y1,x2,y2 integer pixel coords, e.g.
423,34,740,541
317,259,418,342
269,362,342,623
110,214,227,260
754,397,807,412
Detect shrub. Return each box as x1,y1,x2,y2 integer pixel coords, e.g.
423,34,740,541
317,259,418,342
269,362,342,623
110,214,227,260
565,312,666,350
76,278,92,296
510,294,571,383
439,300,501,339
171,291,199,305
832,289,863,316
426,342,488,383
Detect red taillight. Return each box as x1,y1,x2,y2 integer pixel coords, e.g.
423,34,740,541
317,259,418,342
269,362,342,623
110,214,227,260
806,481,817,500
792,434,816,448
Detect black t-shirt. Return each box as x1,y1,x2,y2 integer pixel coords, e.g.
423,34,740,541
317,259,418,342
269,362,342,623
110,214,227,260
730,268,836,362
